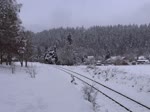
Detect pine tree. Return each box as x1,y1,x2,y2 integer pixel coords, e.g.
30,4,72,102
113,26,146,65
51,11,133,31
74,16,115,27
0,0,22,65
24,31,33,67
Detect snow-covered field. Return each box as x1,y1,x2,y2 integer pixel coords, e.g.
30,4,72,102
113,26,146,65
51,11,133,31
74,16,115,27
1,63,150,112
63,65,150,112
0,63,92,112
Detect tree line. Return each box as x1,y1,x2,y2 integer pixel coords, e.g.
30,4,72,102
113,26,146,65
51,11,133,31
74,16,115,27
32,24,150,65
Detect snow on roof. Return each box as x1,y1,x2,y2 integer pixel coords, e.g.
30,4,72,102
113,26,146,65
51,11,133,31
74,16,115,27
137,59,149,62
138,56,146,60
87,56,94,59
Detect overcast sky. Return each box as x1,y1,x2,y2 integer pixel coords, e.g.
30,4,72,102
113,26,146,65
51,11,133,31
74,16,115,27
17,0,150,32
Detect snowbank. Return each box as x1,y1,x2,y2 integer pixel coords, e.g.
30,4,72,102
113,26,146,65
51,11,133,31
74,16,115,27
0,63,92,112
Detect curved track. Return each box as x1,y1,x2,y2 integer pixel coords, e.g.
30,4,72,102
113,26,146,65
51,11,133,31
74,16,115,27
54,66,150,112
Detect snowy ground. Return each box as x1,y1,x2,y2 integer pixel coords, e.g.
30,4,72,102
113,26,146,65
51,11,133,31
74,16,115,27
63,65,150,112
0,63,92,112
1,63,150,112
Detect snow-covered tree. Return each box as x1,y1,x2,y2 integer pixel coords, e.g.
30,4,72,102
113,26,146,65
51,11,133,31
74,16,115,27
57,33,76,65
16,31,26,67
44,47,58,64
0,0,22,65
24,31,34,67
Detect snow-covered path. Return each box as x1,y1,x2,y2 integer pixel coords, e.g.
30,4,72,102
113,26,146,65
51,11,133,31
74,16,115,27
0,64,92,112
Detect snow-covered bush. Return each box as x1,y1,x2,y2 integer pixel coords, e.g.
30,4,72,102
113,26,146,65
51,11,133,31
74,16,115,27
26,65,37,78
70,75,77,85
94,68,126,81
87,65,97,70
44,48,58,64
11,62,16,74
86,66,150,93
57,47,75,65
82,84,100,112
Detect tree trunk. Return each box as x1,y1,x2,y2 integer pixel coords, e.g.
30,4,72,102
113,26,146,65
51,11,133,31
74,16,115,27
20,61,23,67
19,54,24,67
8,55,12,65
6,55,9,65
0,54,2,64
25,59,28,67
9,60,12,65
6,60,8,65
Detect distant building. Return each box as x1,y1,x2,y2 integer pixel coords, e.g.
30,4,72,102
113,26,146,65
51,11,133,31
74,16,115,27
138,56,146,60
137,56,150,64
84,56,95,65
103,56,129,65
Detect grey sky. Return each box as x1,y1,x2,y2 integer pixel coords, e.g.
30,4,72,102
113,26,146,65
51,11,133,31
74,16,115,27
17,0,150,32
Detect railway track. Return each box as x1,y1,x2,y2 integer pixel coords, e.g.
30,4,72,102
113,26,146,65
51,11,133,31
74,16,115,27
54,66,150,112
